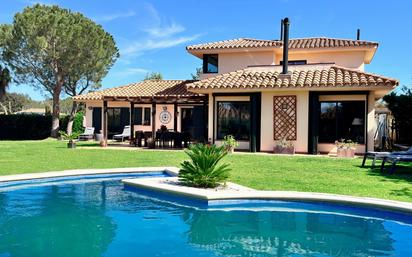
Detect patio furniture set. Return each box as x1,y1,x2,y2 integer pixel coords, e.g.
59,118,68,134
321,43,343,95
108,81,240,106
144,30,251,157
77,126,192,149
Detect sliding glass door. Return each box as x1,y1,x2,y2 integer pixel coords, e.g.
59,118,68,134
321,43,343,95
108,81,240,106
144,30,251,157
319,101,365,144
216,101,251,141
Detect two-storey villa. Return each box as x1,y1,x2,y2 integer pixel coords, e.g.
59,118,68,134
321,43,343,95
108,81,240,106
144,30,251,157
74,19,398,154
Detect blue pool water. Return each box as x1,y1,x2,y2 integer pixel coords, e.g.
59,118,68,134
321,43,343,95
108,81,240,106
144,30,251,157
1,173,412,257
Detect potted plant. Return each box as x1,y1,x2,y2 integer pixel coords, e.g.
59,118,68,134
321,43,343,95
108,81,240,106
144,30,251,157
274,138,295,154
222,135,239,153
59,131,80,149
335,139,358,158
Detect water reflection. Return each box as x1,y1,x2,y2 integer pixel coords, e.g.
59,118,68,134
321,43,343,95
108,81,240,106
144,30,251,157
181,208,395,256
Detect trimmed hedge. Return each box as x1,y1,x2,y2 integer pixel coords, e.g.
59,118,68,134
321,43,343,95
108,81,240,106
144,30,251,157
0,114,52,140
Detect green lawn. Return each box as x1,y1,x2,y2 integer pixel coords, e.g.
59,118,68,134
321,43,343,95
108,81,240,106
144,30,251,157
1,139,412,202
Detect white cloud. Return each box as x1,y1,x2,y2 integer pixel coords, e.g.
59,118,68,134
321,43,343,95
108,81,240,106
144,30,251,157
122,34,201,56
143,22,185,38
120,3,200,57
93,11,136,22
114,67,149,77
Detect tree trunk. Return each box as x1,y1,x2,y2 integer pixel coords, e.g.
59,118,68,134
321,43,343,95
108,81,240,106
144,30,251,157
66,101,78,135
51,82,63,138
0,102,8,114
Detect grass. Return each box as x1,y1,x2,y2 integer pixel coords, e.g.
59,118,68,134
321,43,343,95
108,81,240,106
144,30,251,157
1,139,412,203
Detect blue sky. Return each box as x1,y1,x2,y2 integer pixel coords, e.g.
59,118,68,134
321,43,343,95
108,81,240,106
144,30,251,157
1,0,411,100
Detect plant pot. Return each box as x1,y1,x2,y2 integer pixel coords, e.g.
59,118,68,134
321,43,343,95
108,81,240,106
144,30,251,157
336,147,356,158
336,148,346,157
67,141,76,149
345,148,356,158
226,146,235,153
273,145,295,154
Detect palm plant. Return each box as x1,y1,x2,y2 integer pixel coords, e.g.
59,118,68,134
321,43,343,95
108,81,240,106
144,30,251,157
59,131,80,148
179,144,231,188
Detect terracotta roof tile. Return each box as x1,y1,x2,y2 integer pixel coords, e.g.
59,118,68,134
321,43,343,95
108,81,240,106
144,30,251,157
186,65,398,90
73,80,200,101
186,37,378,51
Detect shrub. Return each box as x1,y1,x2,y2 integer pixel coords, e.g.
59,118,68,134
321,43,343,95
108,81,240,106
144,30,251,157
0,114,51,140
59,111,84,134
179,144,231,188
72,111,84,134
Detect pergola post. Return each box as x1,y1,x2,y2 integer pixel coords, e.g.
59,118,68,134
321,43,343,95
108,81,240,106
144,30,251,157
173,102,178,132
102,100,108,147
130,102,135,145
151,102,156,140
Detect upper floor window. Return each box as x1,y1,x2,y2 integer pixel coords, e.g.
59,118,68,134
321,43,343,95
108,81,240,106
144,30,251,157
203,54,218,73
280,60,307,65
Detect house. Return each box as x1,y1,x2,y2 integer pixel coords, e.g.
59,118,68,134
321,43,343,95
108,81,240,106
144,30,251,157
74,19,398,154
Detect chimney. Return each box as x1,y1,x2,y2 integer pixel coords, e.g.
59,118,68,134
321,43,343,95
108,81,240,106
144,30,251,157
282,17,290,75
357,29,360,40
280,19,284,41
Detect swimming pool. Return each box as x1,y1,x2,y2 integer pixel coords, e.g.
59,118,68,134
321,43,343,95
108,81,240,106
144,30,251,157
0,172,411,257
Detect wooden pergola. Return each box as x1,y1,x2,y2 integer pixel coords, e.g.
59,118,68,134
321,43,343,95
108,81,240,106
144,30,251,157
73,79,207,147
100,94,207,147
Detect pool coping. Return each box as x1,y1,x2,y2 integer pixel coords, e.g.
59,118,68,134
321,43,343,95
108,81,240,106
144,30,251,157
123,175,412,215
1,167,412,215
0,167,179,182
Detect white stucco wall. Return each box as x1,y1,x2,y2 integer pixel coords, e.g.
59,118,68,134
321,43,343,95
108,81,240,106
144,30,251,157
199,49,367,80
200,51,276,80
277,50,366,71
260,91,309,153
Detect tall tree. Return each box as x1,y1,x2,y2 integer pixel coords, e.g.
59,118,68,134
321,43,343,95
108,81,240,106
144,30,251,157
62,17,118,134
0,4,119,137
0,65,11,101
0,92,32,114
191,67,202,80
144,72,163,81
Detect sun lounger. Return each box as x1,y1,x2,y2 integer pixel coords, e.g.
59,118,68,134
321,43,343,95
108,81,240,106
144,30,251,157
380,155,412,174
113,125,131,142
362,146,412,168
78,127,95,141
